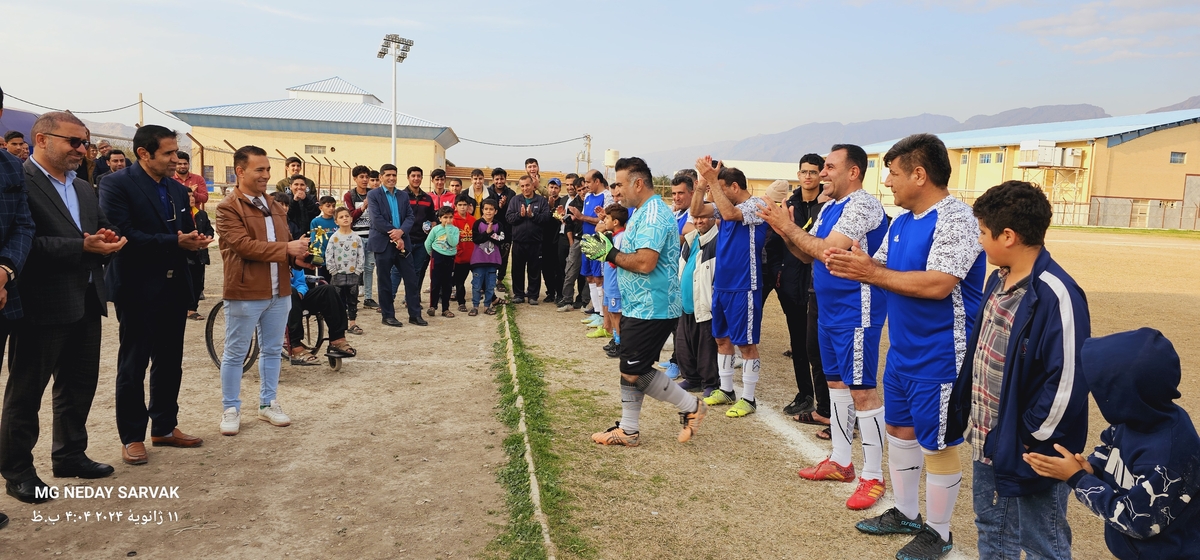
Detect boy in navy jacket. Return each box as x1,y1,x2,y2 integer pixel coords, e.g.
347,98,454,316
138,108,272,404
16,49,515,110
947,180,1091,559
1026,328,1200,560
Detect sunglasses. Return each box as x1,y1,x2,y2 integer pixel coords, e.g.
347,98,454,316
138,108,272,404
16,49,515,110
43,132,92,149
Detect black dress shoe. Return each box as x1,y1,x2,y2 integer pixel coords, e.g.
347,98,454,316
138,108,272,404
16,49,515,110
0,511,8,529
382,317,404,327
6,477,51,504
543,295,556,303
52,459,115,479
511,296,526,304
408,316,429,326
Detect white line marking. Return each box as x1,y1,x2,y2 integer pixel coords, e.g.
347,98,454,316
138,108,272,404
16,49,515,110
502,306,557,560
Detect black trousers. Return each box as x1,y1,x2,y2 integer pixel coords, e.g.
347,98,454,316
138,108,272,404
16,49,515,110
510,242,542,299
779,285,829,418
676,313,719,391
189,262,206,312
290,284,348,344
0,291,103,482
337,284,358,321
453,262,471,305
806,290,828,417
410,241,431,296
497,241,512,282
429,252,455,311
114,288,189,445
542,234,563,300
375,246,420,320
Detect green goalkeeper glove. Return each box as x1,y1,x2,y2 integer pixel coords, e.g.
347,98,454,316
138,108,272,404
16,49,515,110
580,233,616,263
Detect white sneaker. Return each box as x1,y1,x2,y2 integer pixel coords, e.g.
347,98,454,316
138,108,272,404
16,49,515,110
220,407,240,436
258,400,292,427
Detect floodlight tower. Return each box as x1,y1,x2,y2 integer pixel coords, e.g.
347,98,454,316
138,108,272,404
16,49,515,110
377,34,414,165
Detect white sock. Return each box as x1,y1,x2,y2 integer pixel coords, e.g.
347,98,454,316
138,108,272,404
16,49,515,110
857,406,885,482
640,370,698,412
926,471,962,541
828,389,855,467
619,383,644,433
717,354,735,392
887,435,923,521
741,358,760,401
590,286,603,313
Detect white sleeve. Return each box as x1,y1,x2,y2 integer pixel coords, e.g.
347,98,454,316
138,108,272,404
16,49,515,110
926,202,983,279
831,192,884,242
737,197,765,226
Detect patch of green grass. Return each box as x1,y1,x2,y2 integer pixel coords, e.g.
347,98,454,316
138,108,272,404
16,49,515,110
1051,225,1200,239
486,306,595,560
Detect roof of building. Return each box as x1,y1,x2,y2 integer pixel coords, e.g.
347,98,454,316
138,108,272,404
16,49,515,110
170,78,458,150
720,159,798,182
862,108,1200,155
286,77,371,95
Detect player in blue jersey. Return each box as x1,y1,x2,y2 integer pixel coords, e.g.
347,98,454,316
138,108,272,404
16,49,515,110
582,157,706,447
569,170,614,331
825,134,986,560
689,158,768,419
758,144,890,511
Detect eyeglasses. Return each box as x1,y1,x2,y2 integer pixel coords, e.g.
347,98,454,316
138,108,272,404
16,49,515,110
799,170,820,177
42,133,92,149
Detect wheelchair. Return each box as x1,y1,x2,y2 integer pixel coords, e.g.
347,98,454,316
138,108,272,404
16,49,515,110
204,300,342,372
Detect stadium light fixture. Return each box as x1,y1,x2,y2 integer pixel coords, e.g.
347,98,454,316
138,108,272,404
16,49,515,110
376,35,415,165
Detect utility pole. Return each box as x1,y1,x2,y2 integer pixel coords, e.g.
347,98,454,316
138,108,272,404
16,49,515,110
585,134,592,169
138,92,144,127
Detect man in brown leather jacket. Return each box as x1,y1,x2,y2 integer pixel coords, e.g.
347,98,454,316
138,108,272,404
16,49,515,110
214,146,308,437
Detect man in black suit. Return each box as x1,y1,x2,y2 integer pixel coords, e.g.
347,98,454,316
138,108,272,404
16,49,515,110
100,125,211,466
0,111,126,504
366,164,416,327
0,85,37,526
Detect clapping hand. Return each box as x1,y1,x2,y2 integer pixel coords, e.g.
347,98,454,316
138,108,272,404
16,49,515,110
1023,444,1093,481
695,155,721,183
823,241,877,282
178,230,213,251
83,228,127,255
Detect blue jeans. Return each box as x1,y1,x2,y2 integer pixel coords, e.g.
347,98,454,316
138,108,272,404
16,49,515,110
363,249,375,301
472,265,498,308
220,296,290,412
973,460,1073,559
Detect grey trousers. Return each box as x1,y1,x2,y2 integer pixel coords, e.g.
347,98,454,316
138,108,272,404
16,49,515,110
561,238,584,304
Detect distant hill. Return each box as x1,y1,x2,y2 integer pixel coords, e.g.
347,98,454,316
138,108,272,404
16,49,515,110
644,104,1109,173
1149,95,1200,113
953,104,1108,130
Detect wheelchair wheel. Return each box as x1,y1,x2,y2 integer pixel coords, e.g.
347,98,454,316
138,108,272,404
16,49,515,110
328,355,343,372
296,311,326,355
205,301,259,373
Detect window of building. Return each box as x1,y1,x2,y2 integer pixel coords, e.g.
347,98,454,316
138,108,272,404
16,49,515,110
1170,152,1186,164
304,145,326,155
202,165,214,184
995,152,1004,164
979,153,992,164
867,159,876,169
961,154,968,165
224,166,236,184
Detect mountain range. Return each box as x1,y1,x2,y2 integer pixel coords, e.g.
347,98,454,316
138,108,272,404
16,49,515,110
642,99,1200,175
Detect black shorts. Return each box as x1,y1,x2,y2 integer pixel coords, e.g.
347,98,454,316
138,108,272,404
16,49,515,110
618,316,677,376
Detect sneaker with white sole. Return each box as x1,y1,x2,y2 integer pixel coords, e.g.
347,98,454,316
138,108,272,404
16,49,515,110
258,400,292,427
220,407,240,436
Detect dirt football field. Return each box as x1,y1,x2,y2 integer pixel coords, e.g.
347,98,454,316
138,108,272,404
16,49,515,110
0,227,1197,559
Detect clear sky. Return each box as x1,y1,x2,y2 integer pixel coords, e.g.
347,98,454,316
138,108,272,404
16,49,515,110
2,0,1197,173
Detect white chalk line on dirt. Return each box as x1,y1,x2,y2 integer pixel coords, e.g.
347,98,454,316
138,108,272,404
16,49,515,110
502,306,558,560
730,382,977,560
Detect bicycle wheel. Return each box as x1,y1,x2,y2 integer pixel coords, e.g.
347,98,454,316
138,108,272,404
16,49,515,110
205,301,259,373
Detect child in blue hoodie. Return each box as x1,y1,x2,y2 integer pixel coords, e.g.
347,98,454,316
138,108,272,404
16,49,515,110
948,180,1091,559
1025,328,1200,560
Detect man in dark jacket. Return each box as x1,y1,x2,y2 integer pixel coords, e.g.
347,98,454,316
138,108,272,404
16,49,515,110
284,174,318,240
558,175,588,310
100,125,211,465
403,166,434,317
0,88,36,524
367,164,418,326
540,178,566,304
505,174,549,303
2,112,126,503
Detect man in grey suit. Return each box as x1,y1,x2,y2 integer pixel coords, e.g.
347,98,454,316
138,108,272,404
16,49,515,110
0,112,126,504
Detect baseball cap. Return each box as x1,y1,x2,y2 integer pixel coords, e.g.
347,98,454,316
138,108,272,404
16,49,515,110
548,178,561,186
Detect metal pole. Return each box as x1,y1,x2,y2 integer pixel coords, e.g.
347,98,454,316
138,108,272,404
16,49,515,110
138,93,144,127
391,44,397,166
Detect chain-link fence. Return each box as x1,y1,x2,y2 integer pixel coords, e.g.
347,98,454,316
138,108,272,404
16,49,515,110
191,140,357,201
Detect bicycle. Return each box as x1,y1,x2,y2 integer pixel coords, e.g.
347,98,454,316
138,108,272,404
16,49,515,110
205,300,342,372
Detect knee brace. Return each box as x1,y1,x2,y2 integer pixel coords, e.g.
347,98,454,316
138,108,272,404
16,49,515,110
922,445,962,475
